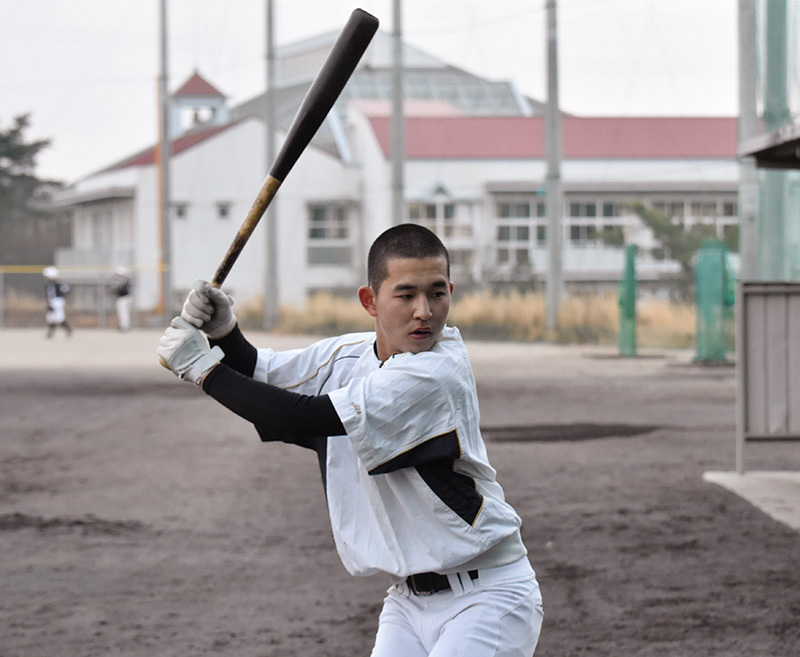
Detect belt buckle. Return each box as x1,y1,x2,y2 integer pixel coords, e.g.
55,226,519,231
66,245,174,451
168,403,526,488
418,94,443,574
408,574,433,596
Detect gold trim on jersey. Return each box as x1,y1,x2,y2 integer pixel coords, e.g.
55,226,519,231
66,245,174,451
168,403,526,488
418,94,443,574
282,337,370,390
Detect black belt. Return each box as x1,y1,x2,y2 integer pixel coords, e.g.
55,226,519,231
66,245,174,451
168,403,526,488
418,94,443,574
406,570,479,596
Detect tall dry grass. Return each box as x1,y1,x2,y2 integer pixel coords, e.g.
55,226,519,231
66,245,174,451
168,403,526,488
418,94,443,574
277,293,373,335
267,291,698,348
1,285,698,348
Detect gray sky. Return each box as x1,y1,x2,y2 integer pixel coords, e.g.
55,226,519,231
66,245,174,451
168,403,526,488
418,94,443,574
0,0,738,183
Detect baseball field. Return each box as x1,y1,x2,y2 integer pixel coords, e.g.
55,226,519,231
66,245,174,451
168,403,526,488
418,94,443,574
1,328,798,656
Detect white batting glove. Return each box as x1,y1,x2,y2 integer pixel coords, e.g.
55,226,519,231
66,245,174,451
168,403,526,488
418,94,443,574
157,317,225,385
180,279,237,339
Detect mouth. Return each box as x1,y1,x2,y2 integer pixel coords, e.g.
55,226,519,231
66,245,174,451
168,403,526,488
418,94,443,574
410,327,432,340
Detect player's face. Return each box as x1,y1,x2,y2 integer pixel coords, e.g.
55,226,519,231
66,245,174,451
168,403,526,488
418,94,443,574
359,255,453,362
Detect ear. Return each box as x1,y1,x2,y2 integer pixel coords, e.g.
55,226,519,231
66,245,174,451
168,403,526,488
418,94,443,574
358,285,378,317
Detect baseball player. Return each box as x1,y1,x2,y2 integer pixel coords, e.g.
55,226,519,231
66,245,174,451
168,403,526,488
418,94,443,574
43,266,72,338
111,266,133,332
157,223,544,656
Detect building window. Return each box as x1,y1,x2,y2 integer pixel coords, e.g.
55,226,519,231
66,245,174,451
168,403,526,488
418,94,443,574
307,204,352,266
569,202,597,218
690,201,718,219
309,205,349,239
536,225,547,246
407,200,474,239
494,196,537,267
408,202,438,231
652,201,685,220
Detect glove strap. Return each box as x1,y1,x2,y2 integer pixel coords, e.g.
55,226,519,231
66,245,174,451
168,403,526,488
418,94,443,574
182,345,225,385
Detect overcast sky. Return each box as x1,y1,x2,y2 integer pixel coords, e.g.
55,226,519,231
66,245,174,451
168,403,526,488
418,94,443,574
0,0,738,183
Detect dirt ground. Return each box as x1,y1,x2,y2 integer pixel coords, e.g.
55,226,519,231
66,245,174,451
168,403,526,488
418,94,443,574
1,330,799,656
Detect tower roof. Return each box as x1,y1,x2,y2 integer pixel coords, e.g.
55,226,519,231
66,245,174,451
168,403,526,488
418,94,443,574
173,71,226,99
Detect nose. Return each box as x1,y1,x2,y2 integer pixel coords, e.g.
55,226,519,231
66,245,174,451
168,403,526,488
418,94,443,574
413,295,432,320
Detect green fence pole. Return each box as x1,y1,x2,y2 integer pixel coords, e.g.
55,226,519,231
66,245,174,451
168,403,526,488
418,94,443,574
619,244,637,357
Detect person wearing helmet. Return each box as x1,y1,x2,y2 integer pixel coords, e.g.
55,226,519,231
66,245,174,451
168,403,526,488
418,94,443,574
43,267,72,338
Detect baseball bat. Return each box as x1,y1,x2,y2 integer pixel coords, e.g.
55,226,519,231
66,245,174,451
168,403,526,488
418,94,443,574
210,8,379,287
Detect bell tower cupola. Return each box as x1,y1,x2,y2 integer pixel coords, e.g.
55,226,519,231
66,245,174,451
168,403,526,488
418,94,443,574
170,71,228,137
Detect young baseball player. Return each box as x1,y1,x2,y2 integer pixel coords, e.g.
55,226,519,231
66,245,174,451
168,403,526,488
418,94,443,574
158,223,543,656
43,266,72,338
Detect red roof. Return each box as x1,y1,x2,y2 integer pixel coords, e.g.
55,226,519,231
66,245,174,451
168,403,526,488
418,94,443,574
173,71,226,99
367,116,738,159
102,123,235,172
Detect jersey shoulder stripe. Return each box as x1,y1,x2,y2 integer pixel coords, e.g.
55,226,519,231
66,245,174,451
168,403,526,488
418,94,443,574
281,337,371,391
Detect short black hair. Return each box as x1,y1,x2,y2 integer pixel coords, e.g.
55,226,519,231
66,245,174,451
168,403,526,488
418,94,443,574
367,223,450,290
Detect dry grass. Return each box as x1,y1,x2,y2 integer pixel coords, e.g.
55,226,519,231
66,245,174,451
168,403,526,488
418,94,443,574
266,291,699,349
0,287,700,349
276,293,373,335
637,297,697,348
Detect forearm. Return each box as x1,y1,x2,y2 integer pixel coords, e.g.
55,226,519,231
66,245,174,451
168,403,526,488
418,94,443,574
209,324,257,376
202,363,345,447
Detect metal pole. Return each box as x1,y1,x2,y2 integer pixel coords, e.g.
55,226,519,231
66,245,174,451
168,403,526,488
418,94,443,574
760,0,789,280
545,0,563,331
390,0,405,226
0,272,4,328
737,0,759,281
158,0,172,322
264,0,280,329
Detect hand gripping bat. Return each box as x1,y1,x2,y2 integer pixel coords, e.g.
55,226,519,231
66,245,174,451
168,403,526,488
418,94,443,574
211,7,379,287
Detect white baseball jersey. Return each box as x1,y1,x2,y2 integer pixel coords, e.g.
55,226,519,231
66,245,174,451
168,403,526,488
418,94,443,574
253,326,527,579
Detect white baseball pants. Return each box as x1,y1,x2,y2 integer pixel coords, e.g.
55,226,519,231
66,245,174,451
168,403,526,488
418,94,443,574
370,557,544,657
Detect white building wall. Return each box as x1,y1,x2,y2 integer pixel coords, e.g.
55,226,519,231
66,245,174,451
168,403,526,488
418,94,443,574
134,165,161,311
169,118,266,307
352,108,394,254
278,139,364,299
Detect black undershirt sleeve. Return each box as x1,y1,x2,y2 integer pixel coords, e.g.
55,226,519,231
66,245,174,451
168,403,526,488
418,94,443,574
201,362,346,449
209,325,258,376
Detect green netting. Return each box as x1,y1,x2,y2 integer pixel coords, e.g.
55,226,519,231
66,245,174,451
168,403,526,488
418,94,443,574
618,244,637,357
696,240,734,363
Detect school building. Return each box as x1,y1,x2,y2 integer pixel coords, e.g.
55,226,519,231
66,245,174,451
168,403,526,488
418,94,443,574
52,28,739,315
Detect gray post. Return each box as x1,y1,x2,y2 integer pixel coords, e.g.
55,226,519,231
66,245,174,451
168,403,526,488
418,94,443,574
737,0,759,281
0,272,4,328
545,0,563,330
264,0,280,330
159,0,173,322
390,0,405,226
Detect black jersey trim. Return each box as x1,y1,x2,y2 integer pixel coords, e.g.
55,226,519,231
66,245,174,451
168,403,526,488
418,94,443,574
416,459,484,526
366,429,484,526
367,429,461,475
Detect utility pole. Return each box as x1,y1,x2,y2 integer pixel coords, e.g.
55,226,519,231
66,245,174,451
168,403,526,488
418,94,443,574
158,0,172,322
737,0,759,281
264,0,280,329
545,0,563,330
390,0,405,225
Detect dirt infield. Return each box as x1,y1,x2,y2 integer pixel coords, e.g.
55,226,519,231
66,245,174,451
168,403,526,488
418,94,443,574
1,329,799,656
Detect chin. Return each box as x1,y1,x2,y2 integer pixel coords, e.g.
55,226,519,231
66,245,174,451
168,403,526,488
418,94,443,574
407,337,434,353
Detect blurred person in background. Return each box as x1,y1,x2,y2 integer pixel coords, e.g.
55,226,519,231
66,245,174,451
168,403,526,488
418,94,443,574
111,266,133,332
43,266,72,338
